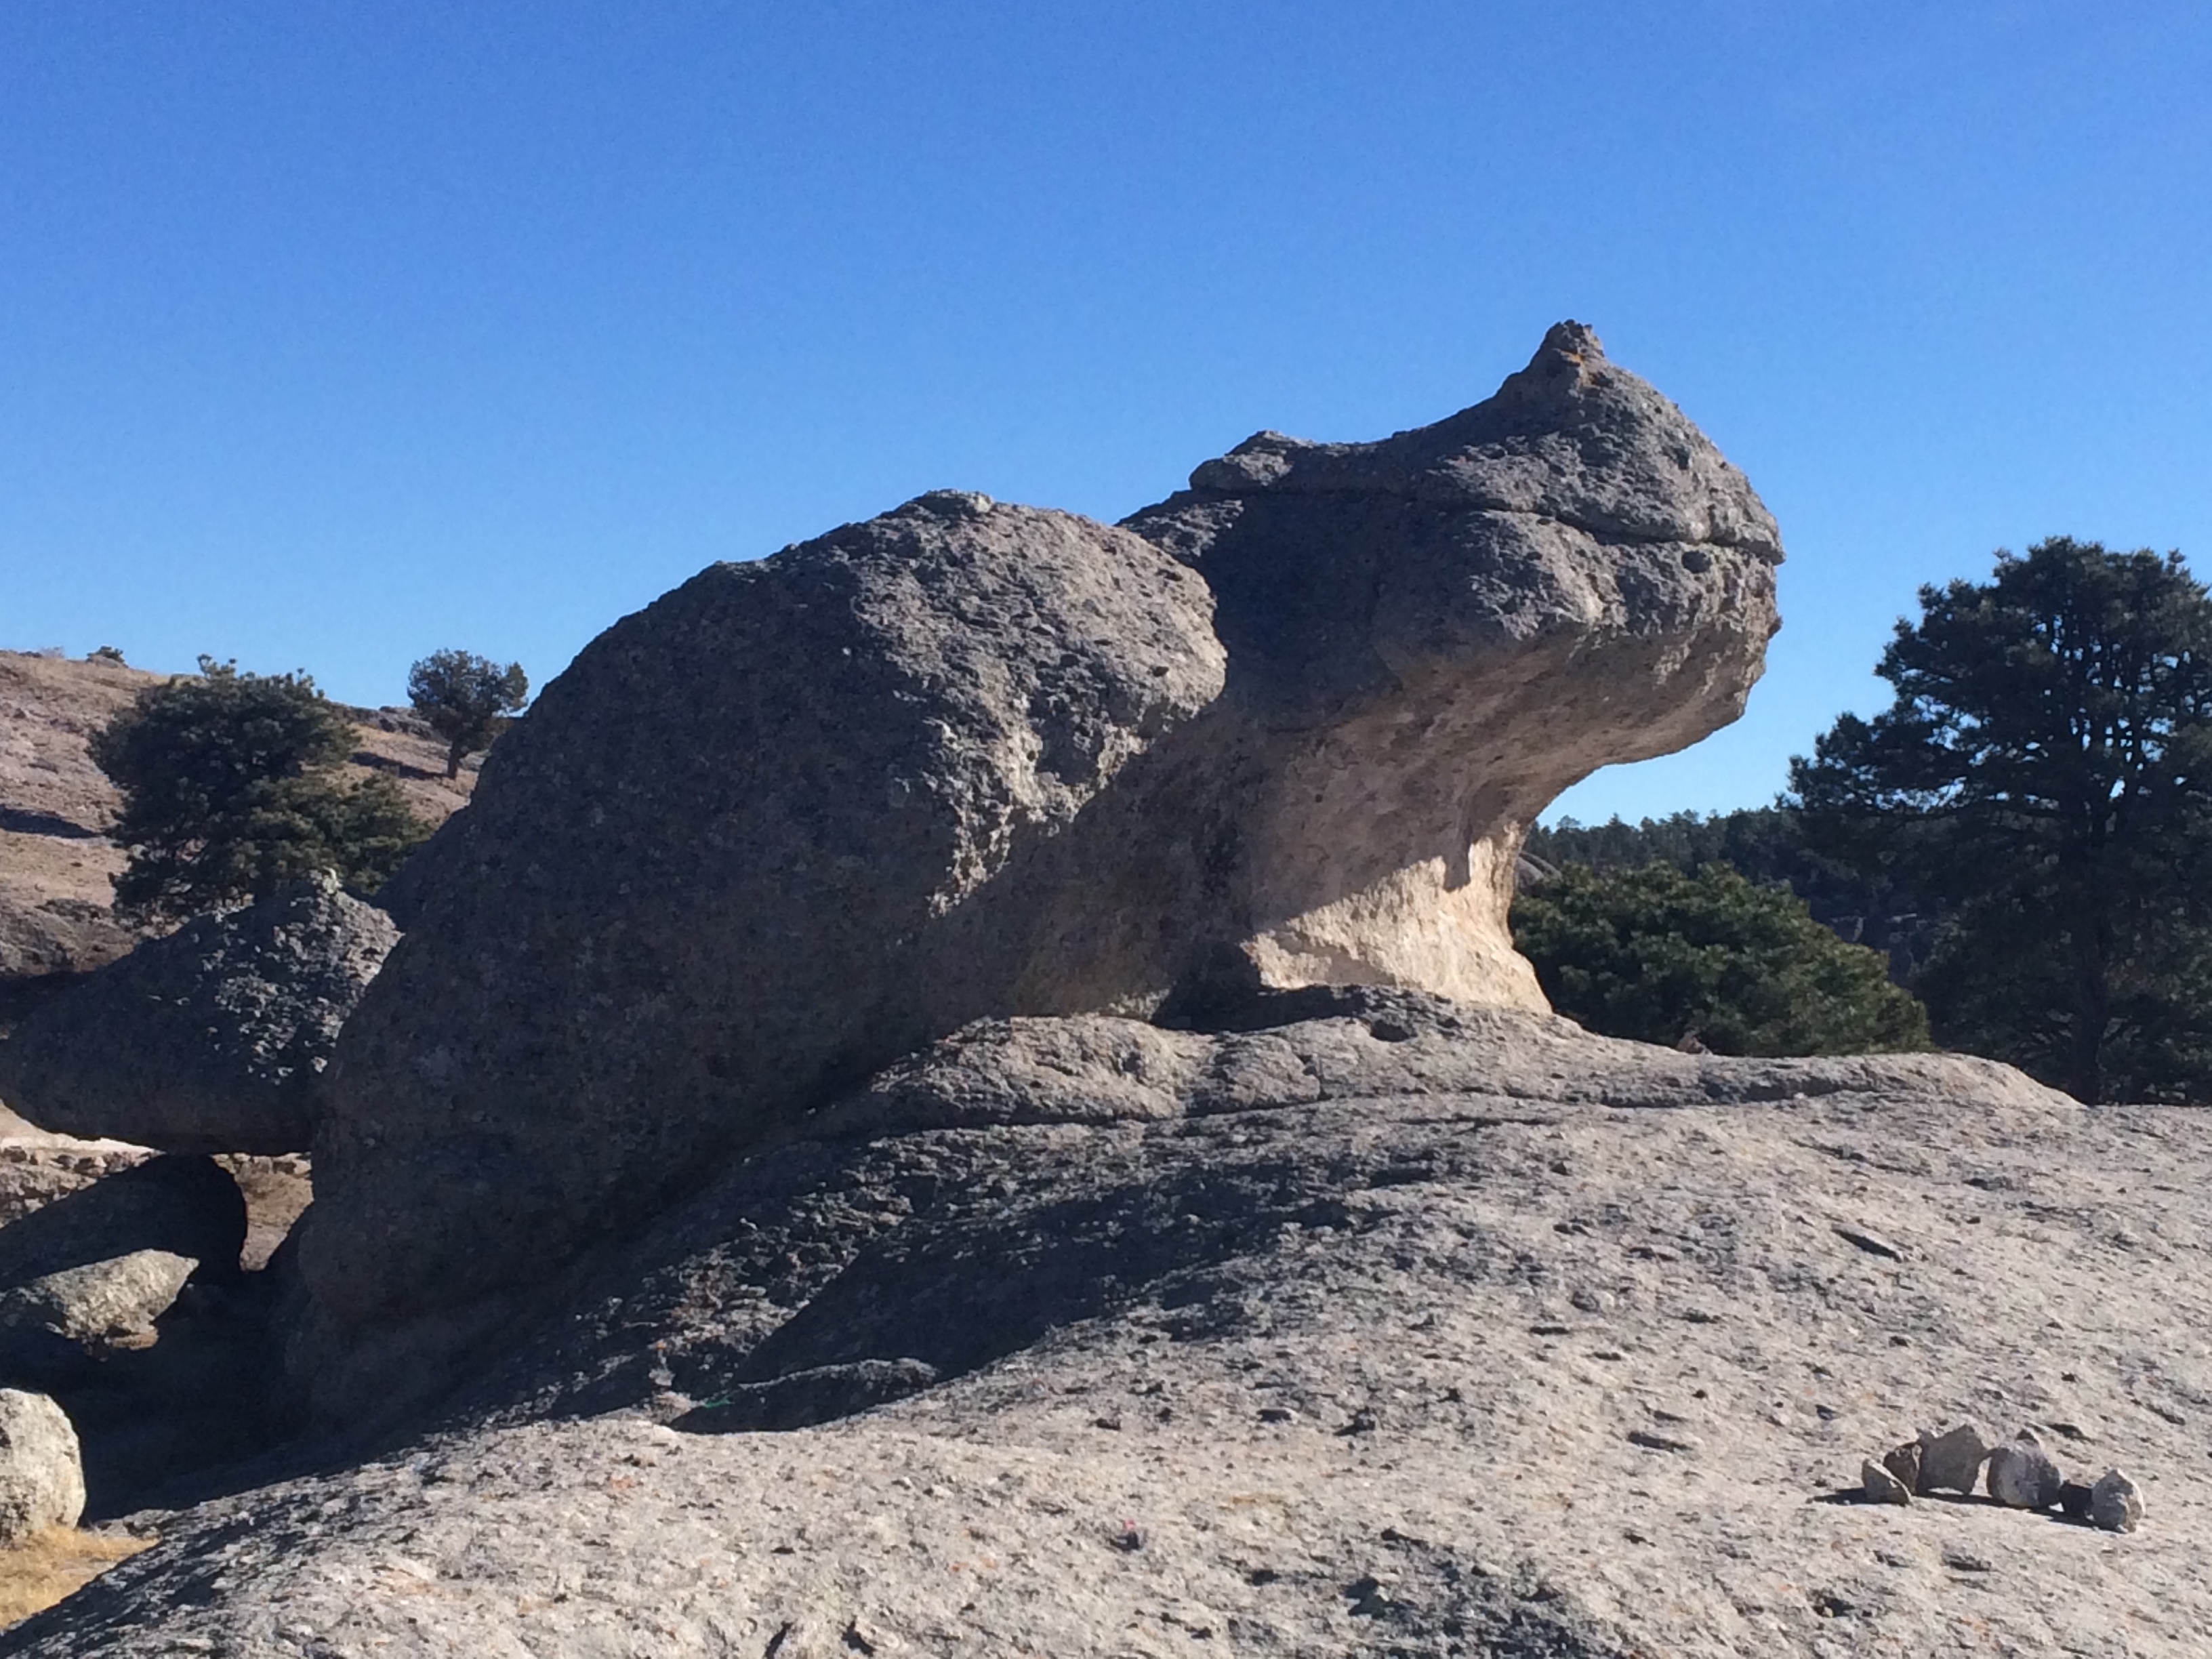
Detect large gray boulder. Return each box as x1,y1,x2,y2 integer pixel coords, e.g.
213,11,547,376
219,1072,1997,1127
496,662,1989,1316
301,495,1225,1399
0,873,397,1154
0,1387,83,1541
295,323,1781,1414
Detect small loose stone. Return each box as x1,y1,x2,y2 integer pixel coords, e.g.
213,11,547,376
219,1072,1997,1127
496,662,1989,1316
1986,1433,2062,1509
1862,1458,1911,1505
1917,1424,1994,1494
2090,1468,2144,1533
1882,1439,1923,1495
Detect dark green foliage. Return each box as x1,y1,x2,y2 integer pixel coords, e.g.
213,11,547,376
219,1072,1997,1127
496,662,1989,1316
1511,863,1930,1057
407,649,529,779
89,657,429,920
1525,807,1936,978
1791,537,2212,1102
1528,806,1804,881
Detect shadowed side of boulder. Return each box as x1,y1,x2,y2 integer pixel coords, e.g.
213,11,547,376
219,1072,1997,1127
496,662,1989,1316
0,874,396,1155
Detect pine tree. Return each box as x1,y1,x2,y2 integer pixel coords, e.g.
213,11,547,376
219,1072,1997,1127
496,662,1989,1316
1791,538,2212,1101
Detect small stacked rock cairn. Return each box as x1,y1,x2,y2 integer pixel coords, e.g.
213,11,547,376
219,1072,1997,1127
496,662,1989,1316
1859,1422,2145,1532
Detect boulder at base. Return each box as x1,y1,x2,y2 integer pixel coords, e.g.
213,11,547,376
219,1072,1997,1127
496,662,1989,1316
297,324,1782,1418
0,1152,241,1392
0,874,397,1155
0,1388,84,1542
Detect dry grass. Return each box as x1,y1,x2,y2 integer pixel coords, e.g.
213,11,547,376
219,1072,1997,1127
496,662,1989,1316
0,1526,152,1626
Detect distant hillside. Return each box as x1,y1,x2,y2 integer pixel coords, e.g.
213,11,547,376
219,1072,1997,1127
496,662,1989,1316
0,649,474,998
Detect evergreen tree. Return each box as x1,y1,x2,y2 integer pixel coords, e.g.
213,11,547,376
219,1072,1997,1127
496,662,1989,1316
1511,863,1929,1056
90,657,428,920
1790,537,2212,1102
1526,806,1936,979
407,649,529,779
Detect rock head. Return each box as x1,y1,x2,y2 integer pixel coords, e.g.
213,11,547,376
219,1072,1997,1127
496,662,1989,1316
1122,319,1779,1004
292,324,1782,1418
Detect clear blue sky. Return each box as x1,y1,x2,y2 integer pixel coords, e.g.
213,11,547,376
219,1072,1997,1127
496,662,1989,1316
5,2,2207,822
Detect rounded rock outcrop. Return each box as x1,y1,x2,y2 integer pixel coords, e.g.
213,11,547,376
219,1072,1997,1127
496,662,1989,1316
294,324,1782,1421
0,1388,85,1542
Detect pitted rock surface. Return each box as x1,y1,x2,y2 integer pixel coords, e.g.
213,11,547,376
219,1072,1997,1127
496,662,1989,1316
1122,319,1779,1007
300,328,1782,1413
0,874,396,1155
12,1011,2207,1656
0,1388,83,1542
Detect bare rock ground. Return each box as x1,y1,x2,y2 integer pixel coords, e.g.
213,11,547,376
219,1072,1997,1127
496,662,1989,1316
9,1008,2207,1656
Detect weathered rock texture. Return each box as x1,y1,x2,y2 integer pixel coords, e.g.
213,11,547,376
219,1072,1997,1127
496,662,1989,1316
0,875,396,1155
0,1252,197,1387
1122,320,1780,1007
13,1003,2206,1656
0,1390,83,1543
298,325,1782,1408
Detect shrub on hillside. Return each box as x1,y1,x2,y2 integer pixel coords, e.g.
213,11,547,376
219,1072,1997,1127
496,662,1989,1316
1511,861,1930,1057
90,657,428,920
